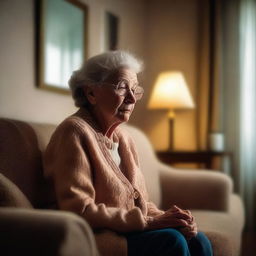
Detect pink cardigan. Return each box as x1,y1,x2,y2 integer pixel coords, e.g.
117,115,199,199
43,108,163,254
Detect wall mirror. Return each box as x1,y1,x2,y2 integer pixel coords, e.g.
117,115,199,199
37,0,88,93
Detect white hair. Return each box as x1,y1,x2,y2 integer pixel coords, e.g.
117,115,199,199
69,50,144,108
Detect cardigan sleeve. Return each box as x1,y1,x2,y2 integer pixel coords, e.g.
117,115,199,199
43,121,147,233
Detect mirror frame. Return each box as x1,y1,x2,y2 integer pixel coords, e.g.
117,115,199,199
36,0,88,94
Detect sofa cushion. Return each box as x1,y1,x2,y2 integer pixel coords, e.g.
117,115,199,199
94,229,127,256
192,197,244,256
0,173,33,208
204,231,233,256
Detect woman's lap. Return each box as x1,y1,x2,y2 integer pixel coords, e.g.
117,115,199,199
125,228,213,256
188,231,213,256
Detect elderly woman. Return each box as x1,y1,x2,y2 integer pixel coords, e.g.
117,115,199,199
43,51,213,256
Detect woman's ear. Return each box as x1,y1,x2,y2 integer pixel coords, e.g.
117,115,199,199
83,86,97,105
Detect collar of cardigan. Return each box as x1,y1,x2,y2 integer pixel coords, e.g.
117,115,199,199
74,107,119,150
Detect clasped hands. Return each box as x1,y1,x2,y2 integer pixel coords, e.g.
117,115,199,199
146,205,198,240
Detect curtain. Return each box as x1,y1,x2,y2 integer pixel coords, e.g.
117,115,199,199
222,0,256,230
199,0,256,230
197,0,211,150
197,0,223,151
239,0,256,230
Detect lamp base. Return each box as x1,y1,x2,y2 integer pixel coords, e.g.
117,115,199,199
168,110,175,151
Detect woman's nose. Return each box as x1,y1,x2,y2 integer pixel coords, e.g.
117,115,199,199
125,89,136,103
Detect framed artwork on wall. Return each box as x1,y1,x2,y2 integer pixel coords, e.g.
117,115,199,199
36,0,88,94
104,12,119,51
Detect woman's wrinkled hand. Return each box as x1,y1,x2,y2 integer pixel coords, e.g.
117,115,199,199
179,220,198,240
166,205,198,240
146,205,198,240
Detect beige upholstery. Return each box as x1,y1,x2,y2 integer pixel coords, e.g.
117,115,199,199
0,208,99,256
0,173,33,208
125,125,244,256
0,118,244,256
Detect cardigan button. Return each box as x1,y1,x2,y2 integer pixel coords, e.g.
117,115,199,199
133,190,139,199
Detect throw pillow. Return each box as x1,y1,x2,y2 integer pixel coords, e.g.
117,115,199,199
0,173,33,208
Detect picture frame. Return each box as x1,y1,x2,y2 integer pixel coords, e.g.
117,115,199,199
104,12,119,51
36,0,88,94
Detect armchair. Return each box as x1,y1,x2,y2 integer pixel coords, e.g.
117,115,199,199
0,118,244,255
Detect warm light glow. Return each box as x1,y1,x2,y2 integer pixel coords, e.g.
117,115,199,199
148,71,195,110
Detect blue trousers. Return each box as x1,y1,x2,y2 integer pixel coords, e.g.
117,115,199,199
125,228,213,256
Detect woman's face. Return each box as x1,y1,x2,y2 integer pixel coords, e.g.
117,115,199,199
88,68,139,127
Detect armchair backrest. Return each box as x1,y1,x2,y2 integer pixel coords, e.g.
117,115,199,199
123,125,162,207
0,118,56,208
0,118,162,208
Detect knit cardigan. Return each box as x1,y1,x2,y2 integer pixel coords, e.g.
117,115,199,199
43,108,164,255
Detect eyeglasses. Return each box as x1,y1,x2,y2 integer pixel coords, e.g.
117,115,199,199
102,79,144,100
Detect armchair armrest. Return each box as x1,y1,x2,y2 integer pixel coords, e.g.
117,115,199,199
0,208,99,256
158,163,233,211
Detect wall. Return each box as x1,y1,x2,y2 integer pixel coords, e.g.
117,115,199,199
0,0,146,124
0,0,75,124
132,0,199,150
0,0,200,151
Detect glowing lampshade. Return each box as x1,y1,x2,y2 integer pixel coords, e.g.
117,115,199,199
148,71,195,110
148,71,195,150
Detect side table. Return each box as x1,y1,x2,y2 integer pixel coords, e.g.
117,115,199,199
156,150,232,171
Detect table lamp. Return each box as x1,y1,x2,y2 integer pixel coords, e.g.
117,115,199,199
148,71,195,151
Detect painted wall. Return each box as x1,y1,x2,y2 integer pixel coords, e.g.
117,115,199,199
0,0,76,124
132,0,199,150
0,0,146,124
0,0,199,150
